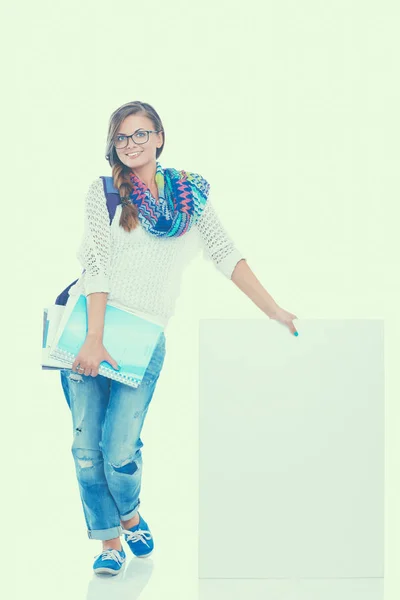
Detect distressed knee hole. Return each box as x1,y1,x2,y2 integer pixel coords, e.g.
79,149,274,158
111,458,138,475
77,458,94,468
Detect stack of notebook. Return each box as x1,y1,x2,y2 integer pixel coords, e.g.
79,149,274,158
42,294,164,388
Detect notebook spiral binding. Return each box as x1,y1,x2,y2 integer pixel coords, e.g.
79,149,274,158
51,347,141,388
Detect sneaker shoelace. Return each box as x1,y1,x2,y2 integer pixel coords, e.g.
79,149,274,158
121,527,152,547
94,548,124,563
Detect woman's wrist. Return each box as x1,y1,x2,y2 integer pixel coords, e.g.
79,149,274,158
265,303,280,318
86,332,103,342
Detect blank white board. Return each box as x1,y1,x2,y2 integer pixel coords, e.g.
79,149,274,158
199,319,384,582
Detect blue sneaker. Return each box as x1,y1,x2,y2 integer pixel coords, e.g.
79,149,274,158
121,513,154,558
92,547,126,575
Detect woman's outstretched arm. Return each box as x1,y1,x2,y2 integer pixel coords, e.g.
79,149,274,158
231,259,298,336
231,258,277,316
195,197,298,335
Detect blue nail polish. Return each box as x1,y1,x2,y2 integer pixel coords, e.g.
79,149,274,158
294,331,299,336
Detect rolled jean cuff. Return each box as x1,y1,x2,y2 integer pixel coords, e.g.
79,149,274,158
87,525,123,540
120,501,140,522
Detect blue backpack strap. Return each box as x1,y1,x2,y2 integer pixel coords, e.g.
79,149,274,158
54,176,121,305
100,175,121,224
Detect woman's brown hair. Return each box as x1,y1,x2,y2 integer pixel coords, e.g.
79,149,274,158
105,101,165,232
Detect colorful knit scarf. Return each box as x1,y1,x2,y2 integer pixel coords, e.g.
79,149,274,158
124,160,210,237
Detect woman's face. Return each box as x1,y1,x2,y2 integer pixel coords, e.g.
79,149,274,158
114,113,163,169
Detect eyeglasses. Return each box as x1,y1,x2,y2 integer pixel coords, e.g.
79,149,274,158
113,129,163,149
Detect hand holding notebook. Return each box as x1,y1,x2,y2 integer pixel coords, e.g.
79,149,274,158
72,334,120,376
43,293,165,388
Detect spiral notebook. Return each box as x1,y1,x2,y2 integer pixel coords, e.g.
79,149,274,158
45,293,164,388
42,304,67,370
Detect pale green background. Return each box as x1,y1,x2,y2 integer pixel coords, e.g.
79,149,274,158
2,1,399,598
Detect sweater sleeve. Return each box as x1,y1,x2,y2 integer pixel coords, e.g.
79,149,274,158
195,196,246,279
76,177,112,296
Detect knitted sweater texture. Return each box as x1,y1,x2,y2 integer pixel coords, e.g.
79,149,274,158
67,177,245,327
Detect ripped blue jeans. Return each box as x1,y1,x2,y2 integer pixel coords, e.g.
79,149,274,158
59,332,166,541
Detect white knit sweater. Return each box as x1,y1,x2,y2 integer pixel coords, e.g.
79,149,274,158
67,177,245,328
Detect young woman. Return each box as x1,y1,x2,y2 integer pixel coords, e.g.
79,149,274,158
59,100,298,576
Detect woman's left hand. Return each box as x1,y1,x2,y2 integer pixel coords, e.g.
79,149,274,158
268,306,299,336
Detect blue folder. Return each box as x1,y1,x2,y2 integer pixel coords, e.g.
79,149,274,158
49,294,164,388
